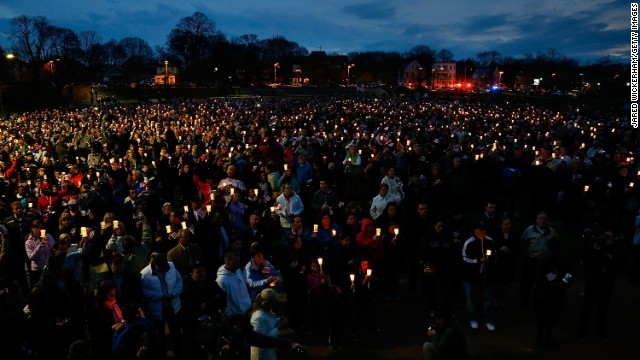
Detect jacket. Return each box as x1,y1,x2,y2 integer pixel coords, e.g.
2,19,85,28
140,262,183,320
216,264,252,317
461,236,496,284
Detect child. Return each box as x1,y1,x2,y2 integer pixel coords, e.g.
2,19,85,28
306,258,328,336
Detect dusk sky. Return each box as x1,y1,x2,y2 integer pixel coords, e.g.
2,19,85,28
0,0,630,63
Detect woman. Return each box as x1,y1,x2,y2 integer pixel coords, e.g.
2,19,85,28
279,234,309,331
375,202,404,301
25,220,54,286
380,167,404,205
493,217,519,307
313,212,342,258
250,288,288,360
87,280,125,360
140,252,184,360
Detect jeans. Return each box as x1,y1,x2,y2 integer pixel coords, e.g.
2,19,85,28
463,281,493,323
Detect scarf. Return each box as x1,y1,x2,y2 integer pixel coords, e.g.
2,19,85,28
104,298,123,323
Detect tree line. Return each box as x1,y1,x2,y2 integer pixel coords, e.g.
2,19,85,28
1,12,628,92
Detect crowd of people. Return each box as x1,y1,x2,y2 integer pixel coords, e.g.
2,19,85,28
0,95,637,360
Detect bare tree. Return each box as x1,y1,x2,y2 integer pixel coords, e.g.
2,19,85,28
167,11,217,68
79,30,103,68
435,48,454,62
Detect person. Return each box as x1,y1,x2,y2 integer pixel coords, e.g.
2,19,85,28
140,252,184,359
1,201,34,293
311,178,341,219
25,219,54,287
578,229,616,340
274,182,304,231
532,238,572,349
380,167,404,205
493,217,519,308
351,259,380,339
249,288,289,360
112,303,164,360
181,260,226,360
342,144,363,202
313,211,342,259
461,222,497,331
422,308,468,360
86,279,124,360
279,233,309,332
167,228,205,279
216,251,252,318
244,243,279,302
369,183,396,221
520,211,559,306
306,258,328,336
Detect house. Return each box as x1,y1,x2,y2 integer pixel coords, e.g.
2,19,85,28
402,60,426,89
432,62,456,88
154,65,177,85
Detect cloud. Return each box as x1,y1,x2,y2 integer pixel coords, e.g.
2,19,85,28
342,2,397,20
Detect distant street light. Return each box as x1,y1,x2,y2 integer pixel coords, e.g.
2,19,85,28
498,71,504,88
347,64,355,85
164,60,169,85
273,62,280,84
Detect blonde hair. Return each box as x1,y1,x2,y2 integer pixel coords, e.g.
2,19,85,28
252,288,278,313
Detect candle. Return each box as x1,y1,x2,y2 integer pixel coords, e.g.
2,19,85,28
206,205,211,213
101,221,106,229
331,229,337,236
254,189,259,196
394,228,399,236
40,230,46,238
230,188,235,195
630,182,635,188
350,273,356,292
166,225,172,234
183,205,189,212
366,269,372,288
113,220,119,228
584,185,590,192
486,249,492,256
80,227,87,237
210,193,215,201
28,202,32,208
376,228,381,236
181,221,187,229
96,172,100,178
270,206,275,213
284,164,288,171
313,224,319,232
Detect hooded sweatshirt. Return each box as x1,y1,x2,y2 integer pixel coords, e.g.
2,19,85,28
216,264,252,316
355,218,384,265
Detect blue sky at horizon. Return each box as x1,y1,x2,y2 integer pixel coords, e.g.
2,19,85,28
0,0,630,64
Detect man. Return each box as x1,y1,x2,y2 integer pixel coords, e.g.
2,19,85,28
1,201,34,292
237,211,269,253
520,211,559,306
409,201,431,297
422,309,468,360
461,222,497,331
311,178,341,218
216,251,252,317
369,183,395,221
274,182,304,231
244,243,279,301
167,229,205,279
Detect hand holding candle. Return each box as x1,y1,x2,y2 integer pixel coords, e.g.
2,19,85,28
350,273,355,292
376,228,381,237
366,269,372,288
318,258,323,273
313,224,318,233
